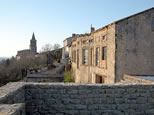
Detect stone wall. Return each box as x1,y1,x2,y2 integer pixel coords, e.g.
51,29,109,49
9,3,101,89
115,8,154,82
0,82,25,104
0,82,154,115
26,83,154,115
0,103,25,115
0,82,25,115
122,74,154,83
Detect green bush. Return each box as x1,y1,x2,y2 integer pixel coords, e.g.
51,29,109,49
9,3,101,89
64,69,74,83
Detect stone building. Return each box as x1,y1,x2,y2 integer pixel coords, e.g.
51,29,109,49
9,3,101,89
16,33,37,59
71,7,154,84
29,33,37,53
62,34,79,59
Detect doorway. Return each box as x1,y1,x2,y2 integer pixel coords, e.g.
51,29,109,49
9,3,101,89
96,75,104,83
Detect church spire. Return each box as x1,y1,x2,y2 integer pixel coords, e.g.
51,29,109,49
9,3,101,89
32,32,36,40
30,32,37,53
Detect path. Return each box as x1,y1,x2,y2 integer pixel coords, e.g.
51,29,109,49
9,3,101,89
25,62,65,82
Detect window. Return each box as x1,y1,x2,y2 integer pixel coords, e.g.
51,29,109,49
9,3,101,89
72,50,76,63
102,47,107,60
83,49,88,65
96,47,100,66
152,18,154,31
101,35,106,42
89,39,94,43
90,48,94,66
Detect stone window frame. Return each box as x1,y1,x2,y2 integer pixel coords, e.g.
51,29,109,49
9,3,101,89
82,48,88,65
100,46,107,69
102,46,107,60
77,49,79,69
101,35,107,42
95,47,100,67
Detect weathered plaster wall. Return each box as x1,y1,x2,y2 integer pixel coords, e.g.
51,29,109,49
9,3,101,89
115,9,154,82
26,83,154,115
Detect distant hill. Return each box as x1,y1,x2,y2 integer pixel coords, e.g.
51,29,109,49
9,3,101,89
0,57,9,61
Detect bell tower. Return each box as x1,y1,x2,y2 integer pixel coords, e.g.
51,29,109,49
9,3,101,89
30,32,37,53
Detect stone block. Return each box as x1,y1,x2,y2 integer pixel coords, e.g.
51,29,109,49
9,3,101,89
145,109,154,114
79,110,91,115
67,90,78,94
70,99,81,104
136,97,147,104
106,98,114,104
88,105,99,110
152,92,154,98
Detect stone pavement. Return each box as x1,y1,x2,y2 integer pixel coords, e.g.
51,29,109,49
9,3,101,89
26,63,65,82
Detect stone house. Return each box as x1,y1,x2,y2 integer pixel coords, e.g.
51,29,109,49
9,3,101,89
71,7,154,84
62,34,79,60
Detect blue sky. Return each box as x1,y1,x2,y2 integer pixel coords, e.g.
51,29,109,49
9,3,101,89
0,0,153,57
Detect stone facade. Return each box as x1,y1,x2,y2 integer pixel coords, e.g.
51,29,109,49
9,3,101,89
115,8,154,82
71,8,154,84
1,82,154,115
62,34,79,59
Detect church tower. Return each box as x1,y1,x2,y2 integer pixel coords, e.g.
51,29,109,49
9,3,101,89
30,32,37,53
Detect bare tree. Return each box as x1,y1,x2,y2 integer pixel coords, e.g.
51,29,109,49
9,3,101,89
40,44,53,53
53,43,61,50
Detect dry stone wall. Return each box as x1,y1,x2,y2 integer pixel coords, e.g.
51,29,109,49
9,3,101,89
26,83,154,115
0,82,25,115
0,82,154,115
0,82,25,104
122,74,154,83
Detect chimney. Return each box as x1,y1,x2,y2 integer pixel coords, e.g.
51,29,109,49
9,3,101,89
72,33,76,37
90,24,95,33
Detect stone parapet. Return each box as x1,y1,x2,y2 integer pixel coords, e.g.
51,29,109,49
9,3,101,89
122,74,154,83
0,82,154,114
0,82,25,104
0,82,25,115
0,103,25,115
26,82,154,115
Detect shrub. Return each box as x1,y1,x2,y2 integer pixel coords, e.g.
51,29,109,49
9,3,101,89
64,69,74,83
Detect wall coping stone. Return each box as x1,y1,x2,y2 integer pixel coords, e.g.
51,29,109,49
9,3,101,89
0,82,154,114
123,74,154,83
0,103,25,115
0,82,25,104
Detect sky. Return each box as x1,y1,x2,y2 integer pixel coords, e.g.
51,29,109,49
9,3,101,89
0,0,153,57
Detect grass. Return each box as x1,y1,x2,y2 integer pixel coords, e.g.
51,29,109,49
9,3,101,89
64,69,74,83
